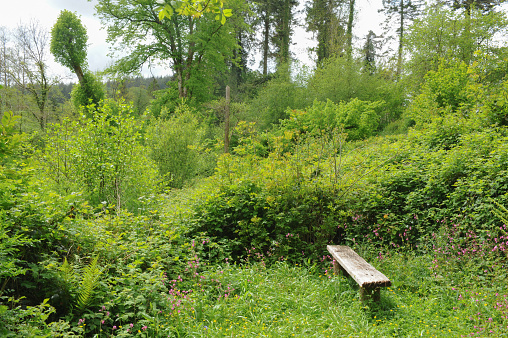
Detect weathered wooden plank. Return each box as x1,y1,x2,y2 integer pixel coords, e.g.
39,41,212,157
327,245,391,289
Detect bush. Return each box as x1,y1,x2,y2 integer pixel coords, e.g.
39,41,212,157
39,98,160,212
71,72,105,111
146,104,219,188
280,98,385,141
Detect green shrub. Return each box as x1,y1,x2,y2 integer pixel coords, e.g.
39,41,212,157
146,104,218,188
70,72,105,111
39,99,160,212
249,64,309,128
280,99,385,141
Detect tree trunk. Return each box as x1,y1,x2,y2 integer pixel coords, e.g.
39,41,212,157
73,64,85,86
396,0,404,79
263,12,269,76
224,85,230,153
281,0,291,64
346,0,355,60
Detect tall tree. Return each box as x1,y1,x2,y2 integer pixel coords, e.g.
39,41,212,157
0,27,10,87
50,10,88,85
9,21,59,131
345,0,355,60
50,10,104,108
229,1,255,92
95,0,243,100
306,0,347,64
271,0,298,66
362,30,377,74
379,0,422,78
448,0,507,63
254,0,274,76
404,5,508,89
451,0,506,15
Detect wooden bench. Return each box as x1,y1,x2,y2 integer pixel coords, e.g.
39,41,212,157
327,245,391,302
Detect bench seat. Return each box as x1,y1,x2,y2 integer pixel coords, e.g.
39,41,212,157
327,245,391,302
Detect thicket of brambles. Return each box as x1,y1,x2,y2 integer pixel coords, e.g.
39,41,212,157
2,1,508,336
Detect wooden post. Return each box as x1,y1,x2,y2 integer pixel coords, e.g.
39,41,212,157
224,85,230,154
332,259,347,276
360,287,381,303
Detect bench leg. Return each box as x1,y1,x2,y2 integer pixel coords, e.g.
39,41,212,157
332,260,347,276
360,287,380,303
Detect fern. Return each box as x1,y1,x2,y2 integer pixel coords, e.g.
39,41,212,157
60,257,77,288
490,199,508,236
75,255,103,313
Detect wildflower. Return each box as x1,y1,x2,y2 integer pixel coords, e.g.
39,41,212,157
142,326,147,331
113,326,117,330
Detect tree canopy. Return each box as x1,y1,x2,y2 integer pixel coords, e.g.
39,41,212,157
50,10,88,84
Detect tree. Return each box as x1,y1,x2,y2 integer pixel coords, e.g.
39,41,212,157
346,0,355,60
271,0,298,66
306,0,347,64
254,0,275,76
379,0,422,78
0,27,10,87
95,0,243,101
448,0,507,63
50,10,104,108
362,30,377,74
41,99,159,212
9,21,58,131
404,4,508,90
451,0,506,15
50,10,87,84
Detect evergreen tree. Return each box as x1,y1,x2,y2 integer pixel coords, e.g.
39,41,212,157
271,0,298,66
451,0,506,14
362,30,378,74
346,0,355,60
306,0,347,64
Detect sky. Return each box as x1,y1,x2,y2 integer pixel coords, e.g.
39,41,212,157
0,0,385,81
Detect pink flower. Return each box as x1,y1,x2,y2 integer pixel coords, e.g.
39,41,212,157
142,326,147,331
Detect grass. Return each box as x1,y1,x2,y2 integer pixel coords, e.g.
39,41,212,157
134,248,508,338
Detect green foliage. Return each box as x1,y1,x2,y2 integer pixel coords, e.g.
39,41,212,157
405,60,469,127
306,56,405,127
0,298,72,337
187,129,371,261
70,72,105,110
40,99,160,212
158,0,232,24
75,256,103,314
406,52,508,134
147,83,182,119
405,4,508,89
249,64,309,127
96,0,244,100
147,105,217,188
50,10,88,74
0,112,32,292
281,99,385,141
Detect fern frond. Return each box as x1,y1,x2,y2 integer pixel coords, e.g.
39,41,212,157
60,257,77,288
75,255,103,313
490,198,508,235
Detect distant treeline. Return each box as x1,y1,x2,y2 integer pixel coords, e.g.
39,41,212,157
56,75,174,101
